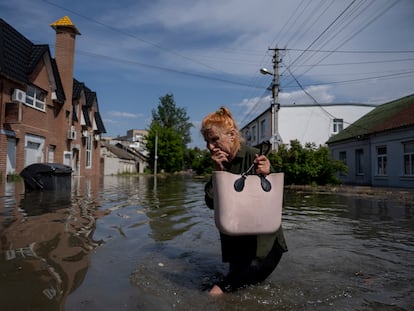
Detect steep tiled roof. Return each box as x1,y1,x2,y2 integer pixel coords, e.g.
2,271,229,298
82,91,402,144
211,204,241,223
51,58,65,103
327,94,414,144
82,105,92,127
72,79,84,99
27,45,49,73
0,18,32,83
74,79,106,133
94,111,107,133
0,18,65,104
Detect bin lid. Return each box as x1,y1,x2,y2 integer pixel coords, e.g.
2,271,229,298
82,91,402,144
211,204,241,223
20,163,73,175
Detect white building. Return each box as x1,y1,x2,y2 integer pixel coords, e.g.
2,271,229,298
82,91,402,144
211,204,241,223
241,103,377,148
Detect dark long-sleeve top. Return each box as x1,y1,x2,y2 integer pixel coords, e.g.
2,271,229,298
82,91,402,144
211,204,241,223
204,144,288,263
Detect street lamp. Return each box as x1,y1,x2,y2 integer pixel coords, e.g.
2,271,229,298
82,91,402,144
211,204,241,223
260,67,273,76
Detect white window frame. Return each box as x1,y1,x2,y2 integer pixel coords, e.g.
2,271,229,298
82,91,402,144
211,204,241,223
25,86,46,111
333,118,344,134
85,134,92,168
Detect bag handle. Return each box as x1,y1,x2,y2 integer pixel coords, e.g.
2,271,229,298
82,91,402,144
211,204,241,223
234,141,272,192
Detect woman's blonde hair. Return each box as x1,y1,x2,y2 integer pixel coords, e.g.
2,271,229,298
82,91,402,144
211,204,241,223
201,106,243,146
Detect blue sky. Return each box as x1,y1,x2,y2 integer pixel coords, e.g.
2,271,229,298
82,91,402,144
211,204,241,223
2,0,414,148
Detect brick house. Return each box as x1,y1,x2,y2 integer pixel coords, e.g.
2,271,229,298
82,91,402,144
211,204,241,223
0,16,106,183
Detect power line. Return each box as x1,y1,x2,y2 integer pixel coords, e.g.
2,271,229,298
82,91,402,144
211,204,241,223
75,49,260,89
41,0,231,75
282,0,402,88
286,48,414,54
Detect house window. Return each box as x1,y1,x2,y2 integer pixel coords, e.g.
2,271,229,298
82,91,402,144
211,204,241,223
403,141,414,176
333,119,343,134
86,134,92,168
25,86,46,111
376,146,387,176
339,151,347,176
355,149,364,175
339,151,347,163
252,125,257,143
260,120,266,138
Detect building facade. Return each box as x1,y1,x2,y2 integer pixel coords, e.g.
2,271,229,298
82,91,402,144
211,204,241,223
241,103,377,149
0,16,106,186
327,94,414,188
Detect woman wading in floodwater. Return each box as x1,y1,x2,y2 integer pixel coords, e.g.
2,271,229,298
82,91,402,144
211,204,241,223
201,107,288,295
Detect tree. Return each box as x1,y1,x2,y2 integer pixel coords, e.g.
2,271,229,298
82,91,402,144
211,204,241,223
152,93,192,146
185,147,213,175
268,139,347,185
146,94,193,173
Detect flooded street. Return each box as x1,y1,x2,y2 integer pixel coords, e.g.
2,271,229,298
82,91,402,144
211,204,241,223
0,175,413,310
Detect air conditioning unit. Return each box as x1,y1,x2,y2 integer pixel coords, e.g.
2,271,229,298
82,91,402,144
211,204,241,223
67,126,77,140
12,89,26,103
94,134,101,141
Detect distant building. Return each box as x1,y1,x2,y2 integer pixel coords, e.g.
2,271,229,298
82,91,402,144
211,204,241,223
0,17,106,185
241,103,376,148
111,129,148,156
327,94,414,188
100,141,148,175
100,129,149,175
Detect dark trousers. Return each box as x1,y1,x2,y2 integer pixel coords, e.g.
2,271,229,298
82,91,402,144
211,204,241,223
217,241,284,292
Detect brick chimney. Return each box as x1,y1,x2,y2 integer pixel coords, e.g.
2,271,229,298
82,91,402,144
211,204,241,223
50,16,80,107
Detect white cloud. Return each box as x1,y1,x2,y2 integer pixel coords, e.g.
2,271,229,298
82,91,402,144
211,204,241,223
106,111,142,118
279,85,335,105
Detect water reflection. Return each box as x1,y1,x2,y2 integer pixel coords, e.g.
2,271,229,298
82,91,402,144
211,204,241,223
0,177,102,310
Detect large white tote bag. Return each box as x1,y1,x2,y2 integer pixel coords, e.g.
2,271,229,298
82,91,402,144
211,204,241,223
212,171,284,236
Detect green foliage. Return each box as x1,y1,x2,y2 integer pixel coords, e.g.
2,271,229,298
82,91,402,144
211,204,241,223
268,140,347,185
152,93,193,146
146,94,193,173
184,147,213,175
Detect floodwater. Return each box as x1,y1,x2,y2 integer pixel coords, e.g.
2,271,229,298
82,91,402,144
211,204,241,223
0,175,413,311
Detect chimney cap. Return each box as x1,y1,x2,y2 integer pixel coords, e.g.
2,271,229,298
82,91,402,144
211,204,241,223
50,16,81,35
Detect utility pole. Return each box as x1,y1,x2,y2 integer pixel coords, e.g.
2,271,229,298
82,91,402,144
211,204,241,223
154,131,158,175
261,47,284,151
269,47,282,151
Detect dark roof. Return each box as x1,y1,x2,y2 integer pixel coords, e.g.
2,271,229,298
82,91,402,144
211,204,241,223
75,79,106,133
327,94,414,144
0,18,33,83
82,105,92,127
72,79,84,99
94,111,106,133
0,18,65,103
51,58,65,103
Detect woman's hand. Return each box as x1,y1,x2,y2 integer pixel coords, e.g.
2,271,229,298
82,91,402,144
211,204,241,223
254,154,270,175
211,148,229,171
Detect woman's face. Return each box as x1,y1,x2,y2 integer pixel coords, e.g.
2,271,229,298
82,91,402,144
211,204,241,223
204,128,236,157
